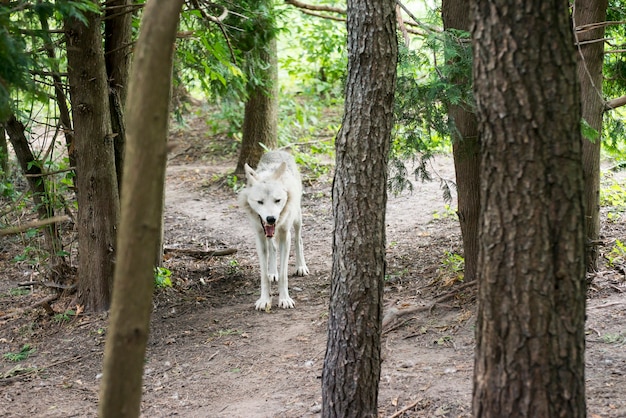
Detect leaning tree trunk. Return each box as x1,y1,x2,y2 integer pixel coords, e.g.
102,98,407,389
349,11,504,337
105,0,133,193
65,3,120,312
442,0,480,282
3,115,63,260
575,0,608,271
99,1,184,416
321,1,397,416
471,0,587,416
234,36,278,174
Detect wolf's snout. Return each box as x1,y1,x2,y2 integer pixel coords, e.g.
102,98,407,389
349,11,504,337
266,216,276,225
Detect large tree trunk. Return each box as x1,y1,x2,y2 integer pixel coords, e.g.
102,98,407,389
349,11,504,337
321,1,397,416
234,36,278,174
442,0,480,282
99,1,183,416
575,0,608,271
105,0,133,192
65,3,119,312
471,0,587,416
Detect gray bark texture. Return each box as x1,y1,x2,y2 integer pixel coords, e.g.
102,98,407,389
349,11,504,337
321,1,397,416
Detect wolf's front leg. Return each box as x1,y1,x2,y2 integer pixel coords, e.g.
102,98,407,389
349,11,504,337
254,234,272,310
267,237,278,282
276,229,295,309
293,211,309,276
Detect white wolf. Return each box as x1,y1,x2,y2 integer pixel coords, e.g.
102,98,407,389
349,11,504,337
239,150,309,310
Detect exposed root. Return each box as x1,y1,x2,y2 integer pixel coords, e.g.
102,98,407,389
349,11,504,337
382,280,475,331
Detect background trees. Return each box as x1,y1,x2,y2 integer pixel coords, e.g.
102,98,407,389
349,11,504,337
471,0,587,415
65,1,119,311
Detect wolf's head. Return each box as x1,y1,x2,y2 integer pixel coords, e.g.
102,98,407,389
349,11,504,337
241,162,289,238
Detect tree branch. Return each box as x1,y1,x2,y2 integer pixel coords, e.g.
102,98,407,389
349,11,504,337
605,95,626,111
284,0,345,14
576,20,626,33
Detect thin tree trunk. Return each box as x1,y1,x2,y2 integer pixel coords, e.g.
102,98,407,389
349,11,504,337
65,3,119,312
321,1,397,416
0,126,7,175
39,15,76,173
442,0,480,282
575,0,608,271
235,36,278,174
471,0,587,416
3,115,63,260
105,0,133,193
99,0,183,416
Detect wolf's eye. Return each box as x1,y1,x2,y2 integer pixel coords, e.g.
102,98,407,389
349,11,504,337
257,200,264,205
275,199,281,204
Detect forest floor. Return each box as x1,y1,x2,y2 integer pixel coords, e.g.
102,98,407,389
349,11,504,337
1,108,626,417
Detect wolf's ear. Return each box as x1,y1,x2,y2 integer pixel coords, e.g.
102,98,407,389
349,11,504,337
271,162,287,180
244,164,258,185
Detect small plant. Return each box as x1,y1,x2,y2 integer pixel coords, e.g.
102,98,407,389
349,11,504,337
605,240,626,268
226,174,244,192
154,267,173,288
53,309,76,323
432,204,457,220
600,178,626,210
434,335,453,346
601,332,626,344
441,251,465,281
3,344,35,362
9,287,30,296
227,258,241,275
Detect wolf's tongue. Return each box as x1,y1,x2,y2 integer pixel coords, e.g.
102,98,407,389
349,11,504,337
264,224,275,238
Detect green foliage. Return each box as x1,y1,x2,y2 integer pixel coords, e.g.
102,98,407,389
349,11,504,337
581,118,600,143
279,7,347,99
154,267,173,288
604,239,626,267
601,332,626,344
9,287,31,296
391,27,472,194
53,308,76,323
0,0,100,117
432,204,457,220
441,251,464,279
3,344,35,362
600,177,626,210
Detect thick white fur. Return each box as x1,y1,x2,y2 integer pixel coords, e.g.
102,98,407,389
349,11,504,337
238,150,309,310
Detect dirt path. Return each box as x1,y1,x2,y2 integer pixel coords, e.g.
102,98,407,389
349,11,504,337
0,132,625,417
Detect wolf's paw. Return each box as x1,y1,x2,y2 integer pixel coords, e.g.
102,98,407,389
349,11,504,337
295,265,309,276
255,296,273,311
278,296,295,309
268,273,278,282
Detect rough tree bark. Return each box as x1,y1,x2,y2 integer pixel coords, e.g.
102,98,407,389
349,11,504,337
574,0,608,271
65,2,119,312
471,0,587,416
442,0,480,282
98,0,184,416
321,1,397,416
234,36,278,174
